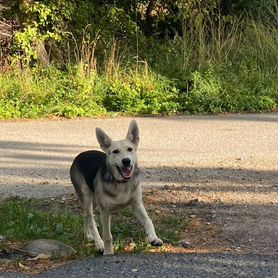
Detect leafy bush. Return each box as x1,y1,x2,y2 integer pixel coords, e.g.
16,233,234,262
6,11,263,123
0,66,106,118
182,71,225,113
12,1,73,65
181,65,277,114
103,73,180,115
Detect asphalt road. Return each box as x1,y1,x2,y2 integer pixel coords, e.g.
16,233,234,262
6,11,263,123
0,113,277,277
0,253,277,278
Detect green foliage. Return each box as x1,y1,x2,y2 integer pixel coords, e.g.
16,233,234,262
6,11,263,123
182,66,277,114
13,0,74,65
0,66,106,118
0,65,183,118
183,71,225,113
0,0,277,117
103,73,180,115
0,200,82,242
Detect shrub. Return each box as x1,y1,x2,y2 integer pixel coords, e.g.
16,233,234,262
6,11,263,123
103,73,180,115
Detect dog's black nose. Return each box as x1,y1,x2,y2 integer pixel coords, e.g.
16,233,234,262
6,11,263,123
122,158,131,166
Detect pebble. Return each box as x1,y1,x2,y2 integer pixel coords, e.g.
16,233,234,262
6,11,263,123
178,240,192,248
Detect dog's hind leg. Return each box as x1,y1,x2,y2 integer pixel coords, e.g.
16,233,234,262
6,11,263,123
83,187,104,252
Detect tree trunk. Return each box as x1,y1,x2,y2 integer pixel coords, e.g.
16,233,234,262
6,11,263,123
145,0,156,36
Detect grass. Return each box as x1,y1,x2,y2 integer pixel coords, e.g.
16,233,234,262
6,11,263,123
0,65,181,119
0,198,188,261
0,15,277,119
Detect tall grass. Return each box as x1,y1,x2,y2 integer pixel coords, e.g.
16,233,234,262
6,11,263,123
0,14,277,119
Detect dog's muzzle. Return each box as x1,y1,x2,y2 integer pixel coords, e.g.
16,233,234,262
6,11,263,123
116,158,133,180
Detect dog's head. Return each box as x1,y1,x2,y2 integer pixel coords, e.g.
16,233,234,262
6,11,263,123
96,120,139,182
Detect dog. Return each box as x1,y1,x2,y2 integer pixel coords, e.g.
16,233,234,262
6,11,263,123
70,120,163,255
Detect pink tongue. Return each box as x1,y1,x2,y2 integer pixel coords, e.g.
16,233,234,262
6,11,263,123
122,167,132,178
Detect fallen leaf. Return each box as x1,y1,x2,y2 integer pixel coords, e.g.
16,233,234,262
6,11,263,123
18,262,29,270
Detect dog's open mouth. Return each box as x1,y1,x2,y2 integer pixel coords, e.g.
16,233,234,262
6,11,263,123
116,165,133,180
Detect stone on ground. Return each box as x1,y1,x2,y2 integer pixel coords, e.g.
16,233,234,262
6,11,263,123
25,239,76,258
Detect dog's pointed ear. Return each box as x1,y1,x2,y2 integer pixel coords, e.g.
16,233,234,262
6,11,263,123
96,128,112,152
126,120,139,147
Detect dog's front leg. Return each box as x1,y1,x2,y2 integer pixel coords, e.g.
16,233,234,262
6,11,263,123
101,210,114,255
132,203,163,246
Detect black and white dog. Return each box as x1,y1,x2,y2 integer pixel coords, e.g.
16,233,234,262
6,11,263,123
70,120,163,255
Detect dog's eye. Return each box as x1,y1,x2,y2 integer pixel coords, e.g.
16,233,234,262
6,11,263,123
127,147,133,152
112,149,120,154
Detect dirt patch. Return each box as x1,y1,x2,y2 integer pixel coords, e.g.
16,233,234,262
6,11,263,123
143,165,278,256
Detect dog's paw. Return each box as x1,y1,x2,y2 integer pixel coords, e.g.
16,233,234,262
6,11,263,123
103,242,114,255
103,249,114,256
95,239,104,252
103,245,114,255
150,238,163,247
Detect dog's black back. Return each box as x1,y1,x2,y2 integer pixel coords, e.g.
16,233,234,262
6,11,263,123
70,150,106,201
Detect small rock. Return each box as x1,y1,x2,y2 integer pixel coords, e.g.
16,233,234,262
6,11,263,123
178,240,192,248
0,235,6,242
25,239,76,258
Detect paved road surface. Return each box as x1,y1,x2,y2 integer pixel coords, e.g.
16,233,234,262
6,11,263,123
0,253,277,278
0,113,277,199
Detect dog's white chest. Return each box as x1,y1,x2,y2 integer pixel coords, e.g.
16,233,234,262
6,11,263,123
95,182,137,212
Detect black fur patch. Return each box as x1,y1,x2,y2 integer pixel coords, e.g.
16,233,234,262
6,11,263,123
70,150,106,194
